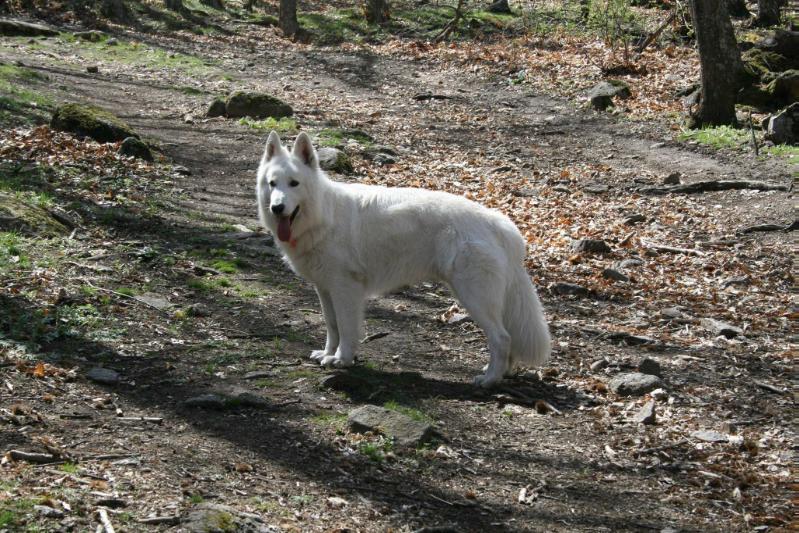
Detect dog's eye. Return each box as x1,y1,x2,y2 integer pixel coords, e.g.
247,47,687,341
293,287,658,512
268,180,276,187
289,180,299,187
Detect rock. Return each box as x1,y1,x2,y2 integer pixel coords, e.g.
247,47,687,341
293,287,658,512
34,505,64,518
182,503,277,533
602,268,629,282
663,172,681,185
608,373,662,396
765,102,798,145
106,38,118,46
326,496,348,509
51,103,138,143
187,303,211,317
87,367,120,385
244,370,274,380
206,98,227,118
623,214,646,226
118,136,153,161
742,48,788,79
86,65,99,73
372,152,397,166
0,191,69,237
691,430,729,443
319,372,370,393
183,394,226,409
348,404,438,448
316,147,353,173
607,332,655,346
765,70,799,106
582,182,609,194
184,391,270,410
134,292,173,311
572,238,612,254
363,145,398,159
0,19,58,36
487,0,512,13
700,318,743,339
549,282,590,297
590,358,609,372
225,91,292,119
660,307,684,319
638,357,662,377
74,30,105,42
173,165,192,176
755,29,799,63
650,388,668,401
587,80,632,111
632,400,656,425
618,258,643,269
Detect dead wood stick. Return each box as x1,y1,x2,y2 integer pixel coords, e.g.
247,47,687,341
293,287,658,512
81,281,167,314
636,11,677,54
97,508,116,533
748,110,759,157
117,416,163,424
433,0,465,43
641,240,704,256
362,331,390,343
642,180,788,195
6,450,59,463
138,515,180,525
739,221,796,234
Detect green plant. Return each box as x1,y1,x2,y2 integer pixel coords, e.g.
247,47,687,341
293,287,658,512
384,400,432,422
238,116,298,133
60,462,79,473
358,437,393,462
678,125,750,150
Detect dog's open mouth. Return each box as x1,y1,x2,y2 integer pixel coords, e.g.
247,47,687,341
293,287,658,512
277,205,300,242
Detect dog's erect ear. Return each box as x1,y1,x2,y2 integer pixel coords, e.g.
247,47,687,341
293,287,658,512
292,132,317,169
262,131,284,164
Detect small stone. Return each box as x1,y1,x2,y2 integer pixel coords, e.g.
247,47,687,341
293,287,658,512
608,372,661,396
663,172,681,185
316,147,353,174
582,182,609,194
87,367,120,385
173,165,192,176
650,388,668,401
348,404,438,448
587,80,631,110
86,65,99,73
638,357,662,377
602,268,629,282
572,238,612,254
372,152,397,166
618,258,643,269
206,98,227,118
182,503,277,533
590,358,609,372
700,318,743,339
244,370,275,380
75,30,105,42
327,496,348,509
660,307,684,319
106,38,118,46
632,400,656,425
118,137,153,161
623,213,646,225
549,282,590,297
187,303,210,317
34,505,64,518
134,292,172,311
691,430,729,443
183,394,226,409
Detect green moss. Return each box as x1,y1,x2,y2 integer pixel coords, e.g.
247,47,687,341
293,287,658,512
679,125,750,150
226,91,292,119
742,48,788,79
237,116,297,133
51,103,138,143
384,400,432,422
0,191,68,237
0,64,53,125
317,128,373,147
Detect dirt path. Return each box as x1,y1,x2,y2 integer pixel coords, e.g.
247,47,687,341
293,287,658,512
0,25,794,533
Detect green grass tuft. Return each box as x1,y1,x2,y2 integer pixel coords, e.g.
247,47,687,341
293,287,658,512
238,116,298,133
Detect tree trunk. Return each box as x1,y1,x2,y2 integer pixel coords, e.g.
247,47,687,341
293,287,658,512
690,0,744,127
364,0,389,24
101,0,129,21
726,0,749,17
279,0,299,37
165,0,183,11
754,0,780,26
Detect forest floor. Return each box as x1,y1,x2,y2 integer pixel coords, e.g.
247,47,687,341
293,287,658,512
0,4,796,532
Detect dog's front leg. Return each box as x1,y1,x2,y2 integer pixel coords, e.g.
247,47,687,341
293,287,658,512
317,282,364,368
310,288,339,362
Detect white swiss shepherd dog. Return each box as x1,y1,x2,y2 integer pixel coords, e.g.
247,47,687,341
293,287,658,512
256,131,551,387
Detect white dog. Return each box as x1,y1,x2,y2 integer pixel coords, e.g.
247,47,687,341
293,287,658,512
256,131,550,387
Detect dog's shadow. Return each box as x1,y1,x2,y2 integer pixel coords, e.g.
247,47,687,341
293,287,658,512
321,365,583,413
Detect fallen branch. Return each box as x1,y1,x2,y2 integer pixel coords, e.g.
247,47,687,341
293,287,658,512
433,0,465,43
636,11,677,54
632,438,690,456
5,450,59,463
641,240,704,256
739,221,797,233
362,331,390,343
97,508,116,533
138,515,181,526
642,180,789,195
117,416,163,424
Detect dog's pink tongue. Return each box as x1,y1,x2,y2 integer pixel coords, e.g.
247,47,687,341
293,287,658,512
277,217,291,242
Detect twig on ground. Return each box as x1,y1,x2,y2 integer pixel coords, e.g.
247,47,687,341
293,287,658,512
748,110,759,157
641,240,704,256
5,450,60,463
633,438,690,456
138,515,181,525
362,331,390,343
117,416,164,424
642,180,788,195
636,11,677,55
97,508,116,533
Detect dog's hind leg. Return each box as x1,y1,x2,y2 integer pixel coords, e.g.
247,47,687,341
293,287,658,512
317,281,365,368
449,273,511,388
311,288,339,362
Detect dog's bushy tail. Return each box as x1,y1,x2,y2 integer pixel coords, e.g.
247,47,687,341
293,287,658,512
504,265,551,369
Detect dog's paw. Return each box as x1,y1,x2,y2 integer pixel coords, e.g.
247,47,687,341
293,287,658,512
319,355,354,368
473,373,501,388
310,350,327,362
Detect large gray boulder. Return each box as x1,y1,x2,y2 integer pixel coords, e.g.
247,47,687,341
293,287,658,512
225,92,292,119
316,147,353,174
182,503,278,533
765,102,798,145
587,80,632,110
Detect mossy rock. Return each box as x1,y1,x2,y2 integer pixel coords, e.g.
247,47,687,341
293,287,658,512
118,136,153,161
0,192,68,237
225,91,292,119
51,103,138,143
317,147,353,174
742,48,788,80
766,70,799,106
206,98,227,118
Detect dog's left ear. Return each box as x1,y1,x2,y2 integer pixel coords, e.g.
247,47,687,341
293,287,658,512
292,132,318,169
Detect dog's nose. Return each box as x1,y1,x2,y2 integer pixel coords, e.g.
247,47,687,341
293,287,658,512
271,204,285,215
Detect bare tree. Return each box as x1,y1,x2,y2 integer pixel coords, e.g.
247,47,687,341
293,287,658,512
279,0,299,37
690,0,744,127
754,0,780,26
364,0,389,24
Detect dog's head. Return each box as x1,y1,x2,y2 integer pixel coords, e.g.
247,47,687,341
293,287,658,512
256,131,319,244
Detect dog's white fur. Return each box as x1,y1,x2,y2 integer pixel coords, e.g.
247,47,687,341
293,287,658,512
257,131,550,387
